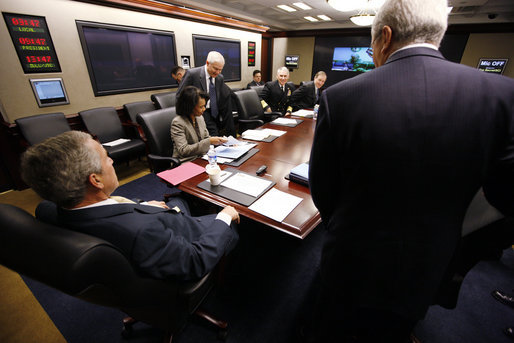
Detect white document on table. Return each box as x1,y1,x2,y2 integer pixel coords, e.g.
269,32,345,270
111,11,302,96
241,129,270,141
220,173,272,197
249,188,303,222
261,128,286,137
291,109,314,117
271,118,298,125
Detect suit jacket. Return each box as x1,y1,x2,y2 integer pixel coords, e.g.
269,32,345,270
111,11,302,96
171,114,210,162
246,80,264,89
290,81,324,111
310,47,514,320
260,80,294,114
37,199,238,281
177,66,234,136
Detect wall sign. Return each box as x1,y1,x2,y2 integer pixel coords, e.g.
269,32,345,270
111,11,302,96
248,41,256,67
477,58,508,75
3,12,61,73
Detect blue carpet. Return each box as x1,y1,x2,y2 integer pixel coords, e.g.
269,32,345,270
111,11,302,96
21,173,514,342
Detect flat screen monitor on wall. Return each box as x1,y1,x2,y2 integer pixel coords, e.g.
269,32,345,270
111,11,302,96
285,55,299,69
192,35,241,82
76,21,178,96
331,47,374,72
29,78,69,107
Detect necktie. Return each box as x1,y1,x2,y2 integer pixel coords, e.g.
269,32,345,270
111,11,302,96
315,88,319,102
209,77,218,118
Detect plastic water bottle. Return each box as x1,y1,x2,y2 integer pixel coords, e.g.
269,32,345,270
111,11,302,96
207,145,217,166
313,104,319,120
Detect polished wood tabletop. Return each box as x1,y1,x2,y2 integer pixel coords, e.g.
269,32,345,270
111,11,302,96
178,117,320,239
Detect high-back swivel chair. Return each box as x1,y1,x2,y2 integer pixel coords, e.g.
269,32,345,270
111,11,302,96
151,92,177,109
233,89,281,133
79,107,146,164
15,112,71,145
136,107,180,173
0,203,227,342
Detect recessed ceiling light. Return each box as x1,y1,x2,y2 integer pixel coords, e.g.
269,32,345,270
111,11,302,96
317,15,332,21
293,2,312,10
304,16,319,22
277,5,297,12
447,6,453,14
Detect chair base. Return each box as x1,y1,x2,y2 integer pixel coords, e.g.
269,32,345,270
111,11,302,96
122,311,228,341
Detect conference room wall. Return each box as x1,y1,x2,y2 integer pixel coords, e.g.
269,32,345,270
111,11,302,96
460,32,514,77
272,37,315,85
0,0,262,123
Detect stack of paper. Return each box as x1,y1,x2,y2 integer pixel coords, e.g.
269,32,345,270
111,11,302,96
241,129,287,141
271,118,298,125
156,162,205,185
241,129,270,141
291,109,314,117
215,143,256,159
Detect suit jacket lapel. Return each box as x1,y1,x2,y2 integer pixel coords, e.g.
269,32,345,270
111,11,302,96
199,67,207,92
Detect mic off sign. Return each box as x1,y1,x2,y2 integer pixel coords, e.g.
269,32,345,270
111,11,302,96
477,58,508,75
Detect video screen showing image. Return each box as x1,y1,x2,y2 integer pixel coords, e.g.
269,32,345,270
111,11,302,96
332,47,374,72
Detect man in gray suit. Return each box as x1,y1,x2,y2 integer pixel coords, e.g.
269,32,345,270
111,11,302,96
177,51,235,137
309,0,514,341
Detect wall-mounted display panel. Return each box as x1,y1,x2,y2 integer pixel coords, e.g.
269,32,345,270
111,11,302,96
193,35,241,82
3,12,61,73
29,78,69,107
76,21,178,96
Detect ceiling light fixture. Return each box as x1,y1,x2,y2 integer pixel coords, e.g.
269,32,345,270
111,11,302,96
293,2,312,10
317,15,332,21
326,0,367,12
277,4,297,12
304,16,319,22
350,13,375,26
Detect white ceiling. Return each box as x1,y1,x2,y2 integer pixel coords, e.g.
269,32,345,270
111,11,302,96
162,0,514,31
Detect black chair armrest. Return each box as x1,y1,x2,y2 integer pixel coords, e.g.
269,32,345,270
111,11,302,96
238,119,264,126
148,154,181,168
264,112,282,122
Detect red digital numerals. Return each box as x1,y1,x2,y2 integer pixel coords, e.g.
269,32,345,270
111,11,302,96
11,17,40,27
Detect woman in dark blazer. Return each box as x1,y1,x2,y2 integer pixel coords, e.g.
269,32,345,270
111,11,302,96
171,86,227,162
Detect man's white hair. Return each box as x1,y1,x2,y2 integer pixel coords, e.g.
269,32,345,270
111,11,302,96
206,51,225,65
277,66,289,75
372,0,448,48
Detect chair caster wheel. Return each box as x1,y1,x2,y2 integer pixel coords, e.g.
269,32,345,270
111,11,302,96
121,327,133,339
217,329,228,341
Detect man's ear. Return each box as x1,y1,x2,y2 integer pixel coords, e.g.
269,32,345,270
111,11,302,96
381,25,394,55
88,173,104,190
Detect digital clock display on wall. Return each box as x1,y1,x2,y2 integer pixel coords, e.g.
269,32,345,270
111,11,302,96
3,12,61,73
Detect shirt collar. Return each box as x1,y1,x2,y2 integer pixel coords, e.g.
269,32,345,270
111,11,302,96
71,198,118,210
390,43,438,58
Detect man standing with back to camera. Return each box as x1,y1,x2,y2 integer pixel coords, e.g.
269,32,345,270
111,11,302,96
309,0,514,341
177,51,235,137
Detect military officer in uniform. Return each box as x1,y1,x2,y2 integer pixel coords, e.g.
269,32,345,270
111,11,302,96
260,67,295,116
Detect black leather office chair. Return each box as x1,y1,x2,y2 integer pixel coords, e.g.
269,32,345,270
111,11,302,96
151,92,177,109
249,85,264,97
123,101,156,123
233,89,281,133
136,107,180,173
0,203,227,342
15,112,71,145
79,107,146,164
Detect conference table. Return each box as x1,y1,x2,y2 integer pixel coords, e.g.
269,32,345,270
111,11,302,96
178,117,321,239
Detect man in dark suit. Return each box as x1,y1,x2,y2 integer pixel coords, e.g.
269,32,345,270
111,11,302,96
309,0,514,341
170,65,185,84
177,51,235,137
290,71,327,111
246,69,264,88
260,66,295,115
21,131,240,281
